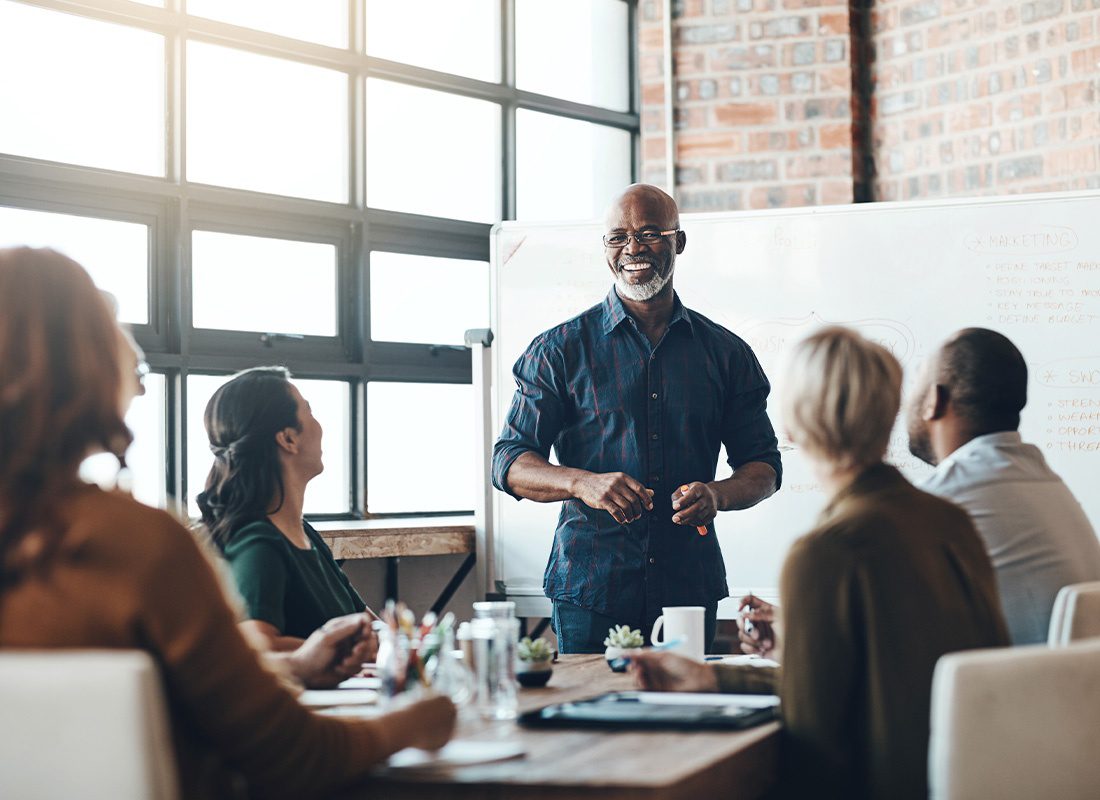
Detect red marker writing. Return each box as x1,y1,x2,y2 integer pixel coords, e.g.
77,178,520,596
679,485,709,536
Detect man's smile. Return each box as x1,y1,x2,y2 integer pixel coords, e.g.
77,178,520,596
619,260,655,274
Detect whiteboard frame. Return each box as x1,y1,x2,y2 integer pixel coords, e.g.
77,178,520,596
486,190,1100,613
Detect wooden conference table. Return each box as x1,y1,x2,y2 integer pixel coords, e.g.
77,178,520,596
336,655,781,800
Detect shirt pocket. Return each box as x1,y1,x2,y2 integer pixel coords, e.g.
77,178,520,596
567,366,642,429
664,362,724,438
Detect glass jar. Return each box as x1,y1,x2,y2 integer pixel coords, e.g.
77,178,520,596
470,603,519,719
424,626,475,707
374,620,409,699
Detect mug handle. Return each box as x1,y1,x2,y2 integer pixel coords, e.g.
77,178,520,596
650,616,664,645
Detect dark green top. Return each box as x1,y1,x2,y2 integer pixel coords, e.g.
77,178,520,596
224,520,364,639
715,465,1009,800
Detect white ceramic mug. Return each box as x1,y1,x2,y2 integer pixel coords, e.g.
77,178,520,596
650,606,705,662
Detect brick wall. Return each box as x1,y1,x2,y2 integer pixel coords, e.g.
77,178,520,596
638,0,856,211
638,0,1100,209
873,0,1100,200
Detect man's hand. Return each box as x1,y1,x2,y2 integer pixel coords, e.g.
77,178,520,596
288,613,377,689
671,482,718,527
572,471,654,525
737,595,778,658
628,651,719,693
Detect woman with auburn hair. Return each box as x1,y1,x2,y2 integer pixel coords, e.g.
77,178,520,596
197,367,368,651
629,326,1009,800
0,247,454,799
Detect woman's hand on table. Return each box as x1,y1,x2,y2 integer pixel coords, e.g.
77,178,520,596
395,694,457,752
628,651,719,693
288,613,377,688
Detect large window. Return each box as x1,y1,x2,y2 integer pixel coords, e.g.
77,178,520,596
0,0,637,518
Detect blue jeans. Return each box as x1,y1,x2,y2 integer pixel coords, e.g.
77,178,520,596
551,600,719,655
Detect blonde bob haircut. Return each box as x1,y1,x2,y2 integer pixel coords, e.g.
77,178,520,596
781,326,903,470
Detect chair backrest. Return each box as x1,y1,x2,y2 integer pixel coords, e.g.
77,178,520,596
1047,580,1100,645
929,639,1100,800
0,650,179,800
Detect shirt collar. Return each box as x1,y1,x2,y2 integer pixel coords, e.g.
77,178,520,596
601,288,695,336
931,430,1022,475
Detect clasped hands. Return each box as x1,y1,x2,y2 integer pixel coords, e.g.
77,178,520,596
289,613,455,750
573,472,717,528
737,594,778,658
287,612,378,689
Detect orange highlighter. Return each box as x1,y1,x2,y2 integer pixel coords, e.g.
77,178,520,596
679,485,709,536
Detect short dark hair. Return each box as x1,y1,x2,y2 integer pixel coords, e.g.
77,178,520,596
196,367,300,548
939,328,1027,434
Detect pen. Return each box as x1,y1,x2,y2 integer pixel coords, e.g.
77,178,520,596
607,638,685,671
678,485,709,536
740,591,755,636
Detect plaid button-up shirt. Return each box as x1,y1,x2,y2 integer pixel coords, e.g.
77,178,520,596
492,289,782,622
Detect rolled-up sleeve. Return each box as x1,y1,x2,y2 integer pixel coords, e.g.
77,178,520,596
491,340,566,500
723,349,783,490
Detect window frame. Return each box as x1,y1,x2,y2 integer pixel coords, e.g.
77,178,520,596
0,0,639,518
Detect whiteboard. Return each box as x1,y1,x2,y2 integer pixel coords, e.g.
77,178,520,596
490,191,1100,616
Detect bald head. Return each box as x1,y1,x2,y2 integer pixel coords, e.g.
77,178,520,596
605,184,680,231
603,184,685,304
936,328,1028,433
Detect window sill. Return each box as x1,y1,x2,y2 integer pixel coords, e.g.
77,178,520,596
311,516,475,559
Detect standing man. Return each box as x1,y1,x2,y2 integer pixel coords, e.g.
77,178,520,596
907,327,1100,644
491,184,782,653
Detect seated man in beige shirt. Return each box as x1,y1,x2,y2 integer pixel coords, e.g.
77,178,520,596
907,328,1100,644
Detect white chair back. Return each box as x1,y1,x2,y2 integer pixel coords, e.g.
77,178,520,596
1047,580,1100,645
929,639,1100,800
0,650,179,800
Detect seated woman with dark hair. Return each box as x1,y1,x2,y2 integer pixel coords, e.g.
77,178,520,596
197,367,366,651
0,247,453,799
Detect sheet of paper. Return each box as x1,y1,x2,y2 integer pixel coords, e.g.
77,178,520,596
298,688,378,707
622,691,780,709
317,705,384,718
388,740,526,770
708,654,781,668
338,676,382,690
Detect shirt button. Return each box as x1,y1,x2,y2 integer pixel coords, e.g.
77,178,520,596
648,557,657,565
650,476,659,484
651,433,659,440
651,393,658,400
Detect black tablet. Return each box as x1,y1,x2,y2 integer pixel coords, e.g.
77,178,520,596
518,691,779,731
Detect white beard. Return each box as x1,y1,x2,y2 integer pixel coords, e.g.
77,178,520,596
615,262,674,302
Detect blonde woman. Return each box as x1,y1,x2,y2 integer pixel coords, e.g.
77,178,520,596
0,248,454,799
630,326,1008,800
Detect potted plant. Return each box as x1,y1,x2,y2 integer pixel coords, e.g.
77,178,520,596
515,636,554,687
604,625,644,672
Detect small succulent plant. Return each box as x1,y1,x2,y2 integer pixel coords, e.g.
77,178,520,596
517,636,553,662
604,624,644,649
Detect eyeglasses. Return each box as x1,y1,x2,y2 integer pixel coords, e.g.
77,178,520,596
602,229,680,248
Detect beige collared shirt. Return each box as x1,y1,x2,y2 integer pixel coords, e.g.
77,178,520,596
921,431,1100,644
